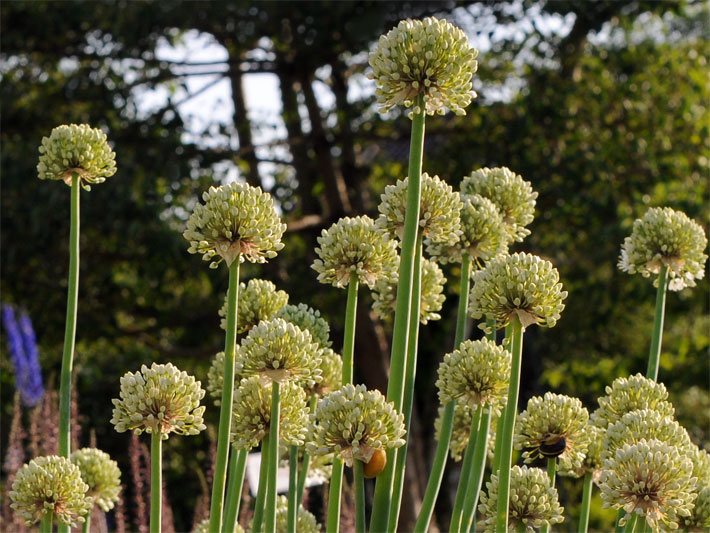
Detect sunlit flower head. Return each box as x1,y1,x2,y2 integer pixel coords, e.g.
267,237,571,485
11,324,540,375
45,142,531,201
684,486,710,530
184,182,286,267
70,448,121,512
309,347,342,397
619,207,707,291
206,350,243,407
219,279,288,334
195,519,244,533
275,495,321,533
435,402,472,462
573,424,605,477
276,303,331,348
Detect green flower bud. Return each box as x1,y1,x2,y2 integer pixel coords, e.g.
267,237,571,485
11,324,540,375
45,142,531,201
219,279,289,334
436,338,510,411
469,252,567,330
478,465,564,532
230,376,308,450
312,216,398,289
369,17,478,117
206,349,243,407
10,455,92,527
275,495,321,533
514,393,591,476
599,439,696,531
591,374,675,430
460,167,537,243
308,384,406,466
70,448,121,512
376,173,463,247
37,124,117,190
619,207,707,291
111,363,206,439
276,303,331,348
184,183,286,267
310,347,342,397
237,318,322,387
372,258,446,325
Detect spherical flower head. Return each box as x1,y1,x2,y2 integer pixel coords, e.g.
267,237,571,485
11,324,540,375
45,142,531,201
237,318,322,387
10,455,92,527
427,194,507,266
111,362,206,439
591,374,675,429
436,338,511,411
684,486,710,530
230,376,308,450
220,279,288,334
312,216,398,289
276,303,331,348
369,17,478,117
599,439,696,530
184,182,286,267
376,173,463,247
469,252,567,330
478,465,564,532
274,495,321,533
308,384,406,466
309,347,342,397
619,207,708,291
514,392,590,475
206,349,243,407
435,402,473,462
574,424,605,477
372,258,446,325
461,167,537,243
37,124,117,190
70,448,121,512
195,518,244,533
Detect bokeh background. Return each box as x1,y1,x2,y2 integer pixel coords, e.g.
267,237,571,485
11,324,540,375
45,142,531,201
1,1,708,531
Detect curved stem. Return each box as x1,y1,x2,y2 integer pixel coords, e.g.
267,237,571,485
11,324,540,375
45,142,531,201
646,266,668,381
297,396,318,501
264,382,281,533
40,512,54,533
495,316,523,533
578,472,593,533
540,458,557,533
82,512,91,533
342,276,359,385
150,431,162,533
326,458,344,533
252,434,271,533
223,447,249,533
287,446,299,533
354,460,366,533
450,406,483,533
209,259,241,532
461,406,493,532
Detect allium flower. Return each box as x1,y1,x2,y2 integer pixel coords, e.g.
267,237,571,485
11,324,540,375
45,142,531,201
37,124,117,189
591,374,675,429
469,252,567,330
684,486,710,530
237,318,322,387
10,456,92,527
514,393,590,475
619,207,707,291
369,17,478,117
599,439,696,530
274,495,321,533
219,279,288,334
426,194,506,266
309,348,342,396
435,402,473,462
276,303,331,348
308,384,406,466
376,173,462,247
460,167,537,243
206,350,243,406
230,376,308,450
183,182,286,267
312,216,398,288
70,448,121,512
478,465,564,532
194,518,244,533
436,338,510,410
573,424,604,477
372,258,446,324
111,363,206,439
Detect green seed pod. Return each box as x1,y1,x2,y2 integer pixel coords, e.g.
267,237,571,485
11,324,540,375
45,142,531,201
70,448,121,512
219,279,289,334
276,303,331,348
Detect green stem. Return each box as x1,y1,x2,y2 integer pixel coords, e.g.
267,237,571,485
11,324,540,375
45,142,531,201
495,316,524,533
450,406,483,533
209,259,241,532
461,406,493,532
371,94,426,533
491,323,513,476
578,472,593,533
252,435,271,533
326,458,344,533
622,514,638,533
82,512,91,533
58,173,80,458
223,447,249,533
342,275,359,385
150,431,162,533
614,509,625,533
354,460,366,533
297,396,318,501
264,381,281,533
540,458,557,533
287,445,299,533
40,512,54,533
646,265,668,381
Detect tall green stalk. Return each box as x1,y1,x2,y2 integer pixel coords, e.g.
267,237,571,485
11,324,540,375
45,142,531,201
622,514,638,533
540,458,557,533
577,472,593,533
495,316,523,532
297,396,319,502
354,460,366,533
326,458,344,533
460,406,493,532
223,448,249,533
287,446,298,533
40,513,54,533
252,435,271,533
449,406,483,533
264,382,281,533
209,259,241,532
370,95,426,532
82,513,91,533
646,265,668,381
150,431,162,533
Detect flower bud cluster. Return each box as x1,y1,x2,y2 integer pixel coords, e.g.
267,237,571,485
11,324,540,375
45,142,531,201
310,347,342,397
70,448,121,512
219,279,288,334
591,374,674,429
274,495,321,533
206,350,243,407
276,303,331,348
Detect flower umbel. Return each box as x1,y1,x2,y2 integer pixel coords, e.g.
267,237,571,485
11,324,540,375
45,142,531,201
276,303,332,348
206,350,243,406
70,448,121,512
591,374,675,429
274,495,321,533
435,402,473,462
219,279,288,334
310,348,343,397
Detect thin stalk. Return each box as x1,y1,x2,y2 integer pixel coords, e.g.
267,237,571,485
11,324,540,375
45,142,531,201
577,472,593,533
150,431,162,533
209,259,241,532
615,509,625,533
342,275,359,384
450,406,483,533
40,512,54,533
646,265,668,381
297,396,319,502
82,513,91,533
622,514,638,533
461,406,493,532
223,447,249,533
414,254,472,533
540,458,557,533
370,94,426,533
264,382,281,533
326,458,344,533
354,460,366,533
494,316,523,533
59,173,80,458
492,323,513,474
287,446,299,533
251,435,271,533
